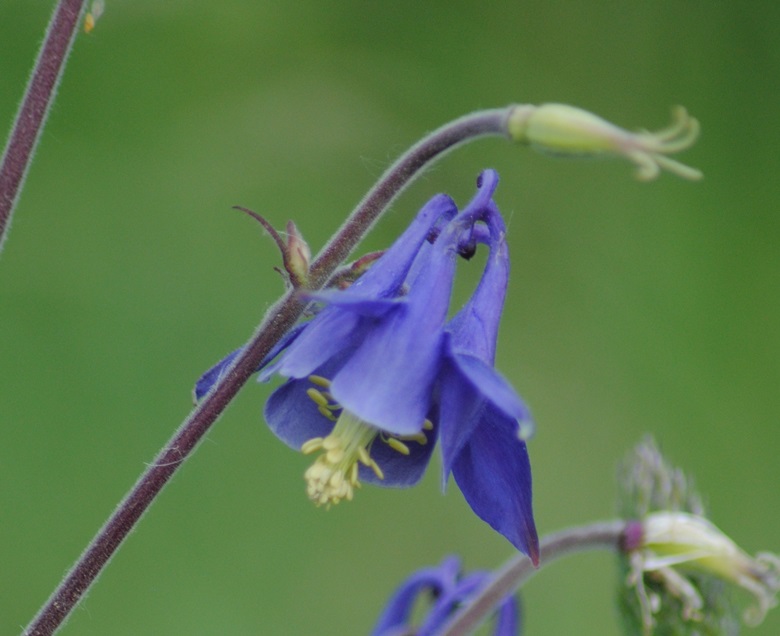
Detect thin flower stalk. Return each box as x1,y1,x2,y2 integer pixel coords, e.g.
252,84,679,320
0,0,87,255
438,520,629,636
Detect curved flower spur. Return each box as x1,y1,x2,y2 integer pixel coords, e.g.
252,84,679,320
194,170,538,559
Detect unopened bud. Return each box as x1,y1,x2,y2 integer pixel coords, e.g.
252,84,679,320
508,103,702,181
633,512,780,628
284,221,310,286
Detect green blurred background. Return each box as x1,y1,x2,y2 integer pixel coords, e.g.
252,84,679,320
1,2,778,634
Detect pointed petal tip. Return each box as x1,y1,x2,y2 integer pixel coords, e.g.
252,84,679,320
528,542,541,568
520,524,540,567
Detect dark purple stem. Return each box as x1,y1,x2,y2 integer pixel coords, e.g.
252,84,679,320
24,107,513,635
439,520,629,636
0,0,86,255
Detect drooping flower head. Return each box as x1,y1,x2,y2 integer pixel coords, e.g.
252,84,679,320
194,170,538,559
371,556,520,636
259,188,468,503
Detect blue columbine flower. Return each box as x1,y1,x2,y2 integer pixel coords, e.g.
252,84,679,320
259,183,477,505
194,170,538,560
371,556,520,636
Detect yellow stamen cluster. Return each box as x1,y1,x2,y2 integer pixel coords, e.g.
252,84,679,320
301,413,383,506
300,375,433,507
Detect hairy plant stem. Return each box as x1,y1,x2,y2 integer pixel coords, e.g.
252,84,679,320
24,107,514,635
0,0,86,255
439,520,629,636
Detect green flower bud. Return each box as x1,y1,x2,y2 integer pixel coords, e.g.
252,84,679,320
617,438,779,635
631,512,780,630
284,220,311,286
507,104,702,181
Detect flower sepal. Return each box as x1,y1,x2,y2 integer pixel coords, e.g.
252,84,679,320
233,206,311,287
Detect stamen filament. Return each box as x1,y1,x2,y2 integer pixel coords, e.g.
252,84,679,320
306,388,330,408
357,447,372,465
318,406,338,421
301,438,324,454
396,432,428,445
386,438,411,455
309,375,331,388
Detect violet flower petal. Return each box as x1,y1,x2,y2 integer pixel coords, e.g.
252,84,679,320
452,407,538,563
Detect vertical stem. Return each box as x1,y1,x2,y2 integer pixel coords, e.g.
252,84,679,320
0,0,86,255
24,107,514,635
